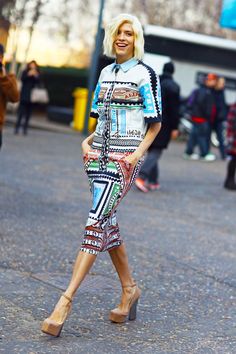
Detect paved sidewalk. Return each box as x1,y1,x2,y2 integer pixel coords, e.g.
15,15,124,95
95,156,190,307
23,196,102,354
0,124,235,354
6,111,76,134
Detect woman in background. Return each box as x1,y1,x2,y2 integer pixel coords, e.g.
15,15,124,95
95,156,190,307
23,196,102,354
15,60,40,135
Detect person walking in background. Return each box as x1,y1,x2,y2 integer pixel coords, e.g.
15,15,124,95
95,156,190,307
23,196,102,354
0,44,19,150
135,61,180,192
14,60,41,135
224,101,236,191
41,13,162,337
183,73,217,162
207,76,227,160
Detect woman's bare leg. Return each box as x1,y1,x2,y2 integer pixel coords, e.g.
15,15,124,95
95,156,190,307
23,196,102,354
109,243,134,286
65,251,96,298
109,243,138,313
45,251,96,323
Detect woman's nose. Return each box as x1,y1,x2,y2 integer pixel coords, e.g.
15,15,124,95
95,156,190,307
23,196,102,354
117,32,125,40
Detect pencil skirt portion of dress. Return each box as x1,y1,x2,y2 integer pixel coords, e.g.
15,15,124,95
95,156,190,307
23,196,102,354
81,149,142,255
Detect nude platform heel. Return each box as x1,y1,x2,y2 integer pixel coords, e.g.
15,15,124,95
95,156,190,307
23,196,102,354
41,293,72,337
109,283,141,323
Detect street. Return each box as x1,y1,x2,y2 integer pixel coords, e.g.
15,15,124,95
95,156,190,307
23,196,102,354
0,125,235,354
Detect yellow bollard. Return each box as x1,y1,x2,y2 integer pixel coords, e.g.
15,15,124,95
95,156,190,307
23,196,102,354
72,88,96,132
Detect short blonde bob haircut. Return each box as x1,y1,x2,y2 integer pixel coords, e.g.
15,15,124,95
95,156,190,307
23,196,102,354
103,14,144,60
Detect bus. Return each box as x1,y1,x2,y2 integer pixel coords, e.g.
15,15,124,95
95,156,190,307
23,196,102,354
144,25,236,103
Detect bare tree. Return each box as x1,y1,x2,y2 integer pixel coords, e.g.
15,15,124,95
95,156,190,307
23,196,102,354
5,0,236,69
0,0,16,20
7,0,49,74
21,0,46,65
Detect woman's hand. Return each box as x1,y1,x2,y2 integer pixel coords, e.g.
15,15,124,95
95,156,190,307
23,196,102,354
81,139,91,156
0,64,6,77
123,122,161,167
28,69,39,77
124,150,142,167
81,132,95,156
171,129,179,140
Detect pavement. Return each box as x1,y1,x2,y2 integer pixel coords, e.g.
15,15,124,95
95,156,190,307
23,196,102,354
0,113,236,354
6,110,75,135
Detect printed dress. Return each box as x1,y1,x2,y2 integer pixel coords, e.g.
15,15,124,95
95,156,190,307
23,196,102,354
81,58,162,255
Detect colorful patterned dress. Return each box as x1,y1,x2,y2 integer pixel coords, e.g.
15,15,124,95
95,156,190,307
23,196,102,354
81,58,162,255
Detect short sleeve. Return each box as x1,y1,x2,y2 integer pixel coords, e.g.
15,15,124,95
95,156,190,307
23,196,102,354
90,71,103,119
139,64,162,123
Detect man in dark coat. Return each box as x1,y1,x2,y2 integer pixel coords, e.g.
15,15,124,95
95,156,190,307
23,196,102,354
135,61,180,192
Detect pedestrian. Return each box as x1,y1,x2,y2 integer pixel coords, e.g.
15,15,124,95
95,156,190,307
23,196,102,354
183,73,217,161
14,60,41,135
224,102,236,190
207,76,227,159
41,13,162,337
135,61,180,192
0,44,19,150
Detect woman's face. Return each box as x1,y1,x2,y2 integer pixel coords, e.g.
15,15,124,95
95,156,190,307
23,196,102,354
29,62,37,70
113,22,134,64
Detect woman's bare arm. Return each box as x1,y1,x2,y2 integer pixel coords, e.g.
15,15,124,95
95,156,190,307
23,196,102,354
81,132,95,155
125,122,162,166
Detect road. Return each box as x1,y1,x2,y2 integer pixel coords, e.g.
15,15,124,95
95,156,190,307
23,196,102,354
0,125,235,353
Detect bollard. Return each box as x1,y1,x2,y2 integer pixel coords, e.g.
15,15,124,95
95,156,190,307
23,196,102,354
72,88,96,133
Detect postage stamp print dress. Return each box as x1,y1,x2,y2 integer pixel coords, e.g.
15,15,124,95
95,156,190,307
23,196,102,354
81,58,162,255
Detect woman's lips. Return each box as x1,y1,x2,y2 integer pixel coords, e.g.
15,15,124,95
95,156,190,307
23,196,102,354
116,43,127,48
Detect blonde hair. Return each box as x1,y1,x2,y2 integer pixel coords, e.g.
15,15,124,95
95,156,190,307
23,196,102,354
103,14,144,60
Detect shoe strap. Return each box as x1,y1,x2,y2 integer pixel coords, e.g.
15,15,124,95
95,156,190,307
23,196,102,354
122,283,136,288
62,293,72,302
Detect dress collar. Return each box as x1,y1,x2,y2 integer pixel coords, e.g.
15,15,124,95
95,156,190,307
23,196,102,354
111,57,138,73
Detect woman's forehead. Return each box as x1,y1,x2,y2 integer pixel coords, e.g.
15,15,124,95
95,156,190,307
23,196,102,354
118,22,133,31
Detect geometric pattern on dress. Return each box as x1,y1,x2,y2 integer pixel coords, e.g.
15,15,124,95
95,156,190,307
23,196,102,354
81,151,142,256
97,87,143,108
91,135,142,153
139,61,162,121
86,161,122,223
102,80,138,87
99,65,120,172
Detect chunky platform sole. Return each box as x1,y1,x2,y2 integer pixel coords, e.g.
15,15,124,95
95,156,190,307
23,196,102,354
109,298,139,323
41,320,64,337
41,293,72,337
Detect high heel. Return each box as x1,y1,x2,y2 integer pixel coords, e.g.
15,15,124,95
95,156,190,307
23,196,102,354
41,293,72,337
109,283,141,323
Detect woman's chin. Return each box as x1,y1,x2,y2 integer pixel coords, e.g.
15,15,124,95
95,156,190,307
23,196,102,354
115,49,126,57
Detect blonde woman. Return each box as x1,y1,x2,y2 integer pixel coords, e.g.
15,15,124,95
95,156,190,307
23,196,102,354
42,13,162,337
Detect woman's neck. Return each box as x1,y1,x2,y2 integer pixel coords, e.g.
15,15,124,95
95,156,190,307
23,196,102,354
116,55,133,64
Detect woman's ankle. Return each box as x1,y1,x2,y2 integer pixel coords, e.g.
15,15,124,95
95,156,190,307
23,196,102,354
63,291,74,301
